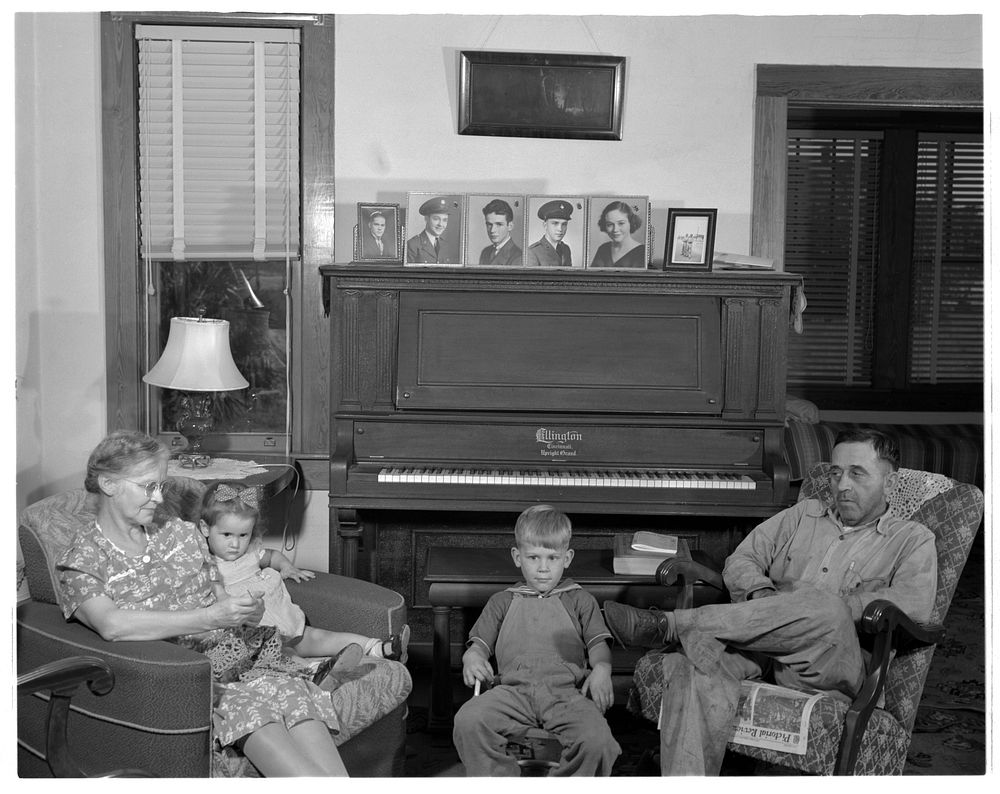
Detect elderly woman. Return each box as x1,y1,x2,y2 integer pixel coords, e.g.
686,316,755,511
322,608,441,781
55,430,410,776
590,200,646,268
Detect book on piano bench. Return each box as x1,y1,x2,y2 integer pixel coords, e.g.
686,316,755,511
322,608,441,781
630,530,679,554
613,532,679,576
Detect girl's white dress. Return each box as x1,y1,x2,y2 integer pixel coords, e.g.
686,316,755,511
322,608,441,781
214,537,306,640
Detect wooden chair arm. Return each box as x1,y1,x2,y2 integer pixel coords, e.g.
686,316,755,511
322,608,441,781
18,655,155,778
18,656,115,699
836,599,942,774
654,556,726,591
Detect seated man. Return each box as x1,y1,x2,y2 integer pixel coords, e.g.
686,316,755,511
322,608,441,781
603,428,936,775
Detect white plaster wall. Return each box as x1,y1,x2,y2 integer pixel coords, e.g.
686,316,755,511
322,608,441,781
15,12,106,510
333,13,983,264
14,12,983,571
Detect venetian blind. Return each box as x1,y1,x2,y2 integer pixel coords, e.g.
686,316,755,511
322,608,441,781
908,134,984,384
136,25,300,260
785,131,882,386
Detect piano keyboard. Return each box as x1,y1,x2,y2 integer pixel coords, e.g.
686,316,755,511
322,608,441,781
377,467,756,490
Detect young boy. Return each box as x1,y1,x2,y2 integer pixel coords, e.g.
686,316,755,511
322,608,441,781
452,505,621,776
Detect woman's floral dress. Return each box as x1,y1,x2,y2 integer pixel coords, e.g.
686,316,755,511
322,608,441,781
58,517,356,747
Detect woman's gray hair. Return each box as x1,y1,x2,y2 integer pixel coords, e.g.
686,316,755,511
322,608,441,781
84,430,169,493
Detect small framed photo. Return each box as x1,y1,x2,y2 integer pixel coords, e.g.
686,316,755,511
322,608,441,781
404,193,466,266
585,196,650,269
663,208,717,271
458,50,626,141
465,194,527,267
355,203,401,262
524,196,587,268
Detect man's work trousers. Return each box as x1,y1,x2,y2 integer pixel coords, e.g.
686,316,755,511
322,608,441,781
657,586,863,775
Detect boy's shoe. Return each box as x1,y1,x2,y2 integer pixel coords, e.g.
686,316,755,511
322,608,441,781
385,624,410,664
313,642,365,689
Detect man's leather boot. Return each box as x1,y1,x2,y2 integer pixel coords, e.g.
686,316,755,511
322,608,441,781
603,601,671,648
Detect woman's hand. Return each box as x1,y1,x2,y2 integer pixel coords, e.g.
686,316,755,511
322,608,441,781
209,591,265,628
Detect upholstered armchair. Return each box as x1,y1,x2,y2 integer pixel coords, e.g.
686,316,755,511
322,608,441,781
16,481,411,777
628,465,984,775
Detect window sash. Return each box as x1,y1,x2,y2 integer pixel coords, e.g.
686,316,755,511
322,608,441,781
785,131,882,387
136,25,300,261
909,133,984,384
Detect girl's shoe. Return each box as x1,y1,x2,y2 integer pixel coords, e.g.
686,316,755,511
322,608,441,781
313,642,365,689
385,624,410,664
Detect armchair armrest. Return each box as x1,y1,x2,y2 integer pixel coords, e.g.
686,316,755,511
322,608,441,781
836,599,943,774
18,656,115,698
285,571,407,639
654,552,726,609
18,656,154,777
17,601,213,777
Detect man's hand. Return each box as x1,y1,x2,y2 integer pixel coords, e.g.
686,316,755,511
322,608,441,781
461,645,494,689
581,662,613,713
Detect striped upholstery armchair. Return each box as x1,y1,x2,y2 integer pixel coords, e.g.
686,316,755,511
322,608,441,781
628,465,984,775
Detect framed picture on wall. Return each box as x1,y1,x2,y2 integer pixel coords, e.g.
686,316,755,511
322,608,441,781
404,193,466,265
585,196,650,269
524,196,587,268
355,203,401,263
663,208,717,271
458,50,626,141
465,194,527,266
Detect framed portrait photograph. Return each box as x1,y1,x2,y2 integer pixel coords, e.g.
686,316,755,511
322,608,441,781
585,196,650,269
458,50,626,141
524,196,587,268
465,194,527,267
663,208,718,271
404,193,466,266
355,203,401,262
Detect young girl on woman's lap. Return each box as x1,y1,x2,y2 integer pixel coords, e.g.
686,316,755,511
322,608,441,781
199,481,408,681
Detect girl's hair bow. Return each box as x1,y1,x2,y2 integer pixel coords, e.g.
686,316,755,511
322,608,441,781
215,483,260,510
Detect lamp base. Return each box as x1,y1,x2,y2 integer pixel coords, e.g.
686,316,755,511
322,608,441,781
176,393,216,468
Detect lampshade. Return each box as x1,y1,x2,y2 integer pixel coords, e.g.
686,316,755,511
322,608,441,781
143,317,249,391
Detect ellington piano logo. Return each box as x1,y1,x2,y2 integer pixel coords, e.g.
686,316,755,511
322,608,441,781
535,428,581,458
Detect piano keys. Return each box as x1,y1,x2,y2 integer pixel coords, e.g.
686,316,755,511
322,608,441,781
376,467,757,490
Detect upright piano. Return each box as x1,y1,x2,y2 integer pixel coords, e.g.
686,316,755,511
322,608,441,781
322,265,801,578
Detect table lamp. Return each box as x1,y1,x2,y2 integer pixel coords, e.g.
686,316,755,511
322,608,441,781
143,316,249,468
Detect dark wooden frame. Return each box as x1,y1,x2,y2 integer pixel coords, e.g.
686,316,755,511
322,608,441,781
355,202,402,263
458,50,626,140
663,208,717,271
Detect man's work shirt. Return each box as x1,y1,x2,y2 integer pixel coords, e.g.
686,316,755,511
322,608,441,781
722,498,937,623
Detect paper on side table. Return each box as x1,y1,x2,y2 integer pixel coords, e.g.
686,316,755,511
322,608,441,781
168,457,268,480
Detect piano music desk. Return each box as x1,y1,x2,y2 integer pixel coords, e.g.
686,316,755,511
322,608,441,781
424,542,716,731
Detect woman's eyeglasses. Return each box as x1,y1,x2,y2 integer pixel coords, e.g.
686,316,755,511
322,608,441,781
122,479,169,498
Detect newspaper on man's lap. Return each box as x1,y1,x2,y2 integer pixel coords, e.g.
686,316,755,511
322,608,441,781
727,681,824,755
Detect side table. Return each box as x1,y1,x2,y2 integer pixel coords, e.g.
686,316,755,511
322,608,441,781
167,454,300,508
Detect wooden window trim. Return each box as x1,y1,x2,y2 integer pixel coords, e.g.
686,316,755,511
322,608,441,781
101,12,333,465
752,65,983,411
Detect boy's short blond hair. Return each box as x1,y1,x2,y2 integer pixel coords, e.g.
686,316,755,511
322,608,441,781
514,504,572,550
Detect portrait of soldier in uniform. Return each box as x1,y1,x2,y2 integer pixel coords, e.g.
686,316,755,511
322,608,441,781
405,194,465,265
524,197,586,268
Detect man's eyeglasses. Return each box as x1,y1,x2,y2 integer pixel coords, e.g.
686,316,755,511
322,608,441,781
122,479,169,498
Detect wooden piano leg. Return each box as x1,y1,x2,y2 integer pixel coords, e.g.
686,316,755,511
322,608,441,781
429,604,455,734
332,508,362,578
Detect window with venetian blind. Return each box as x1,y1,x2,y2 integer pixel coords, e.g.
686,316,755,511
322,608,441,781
135,24,300,447
785,121,983,406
